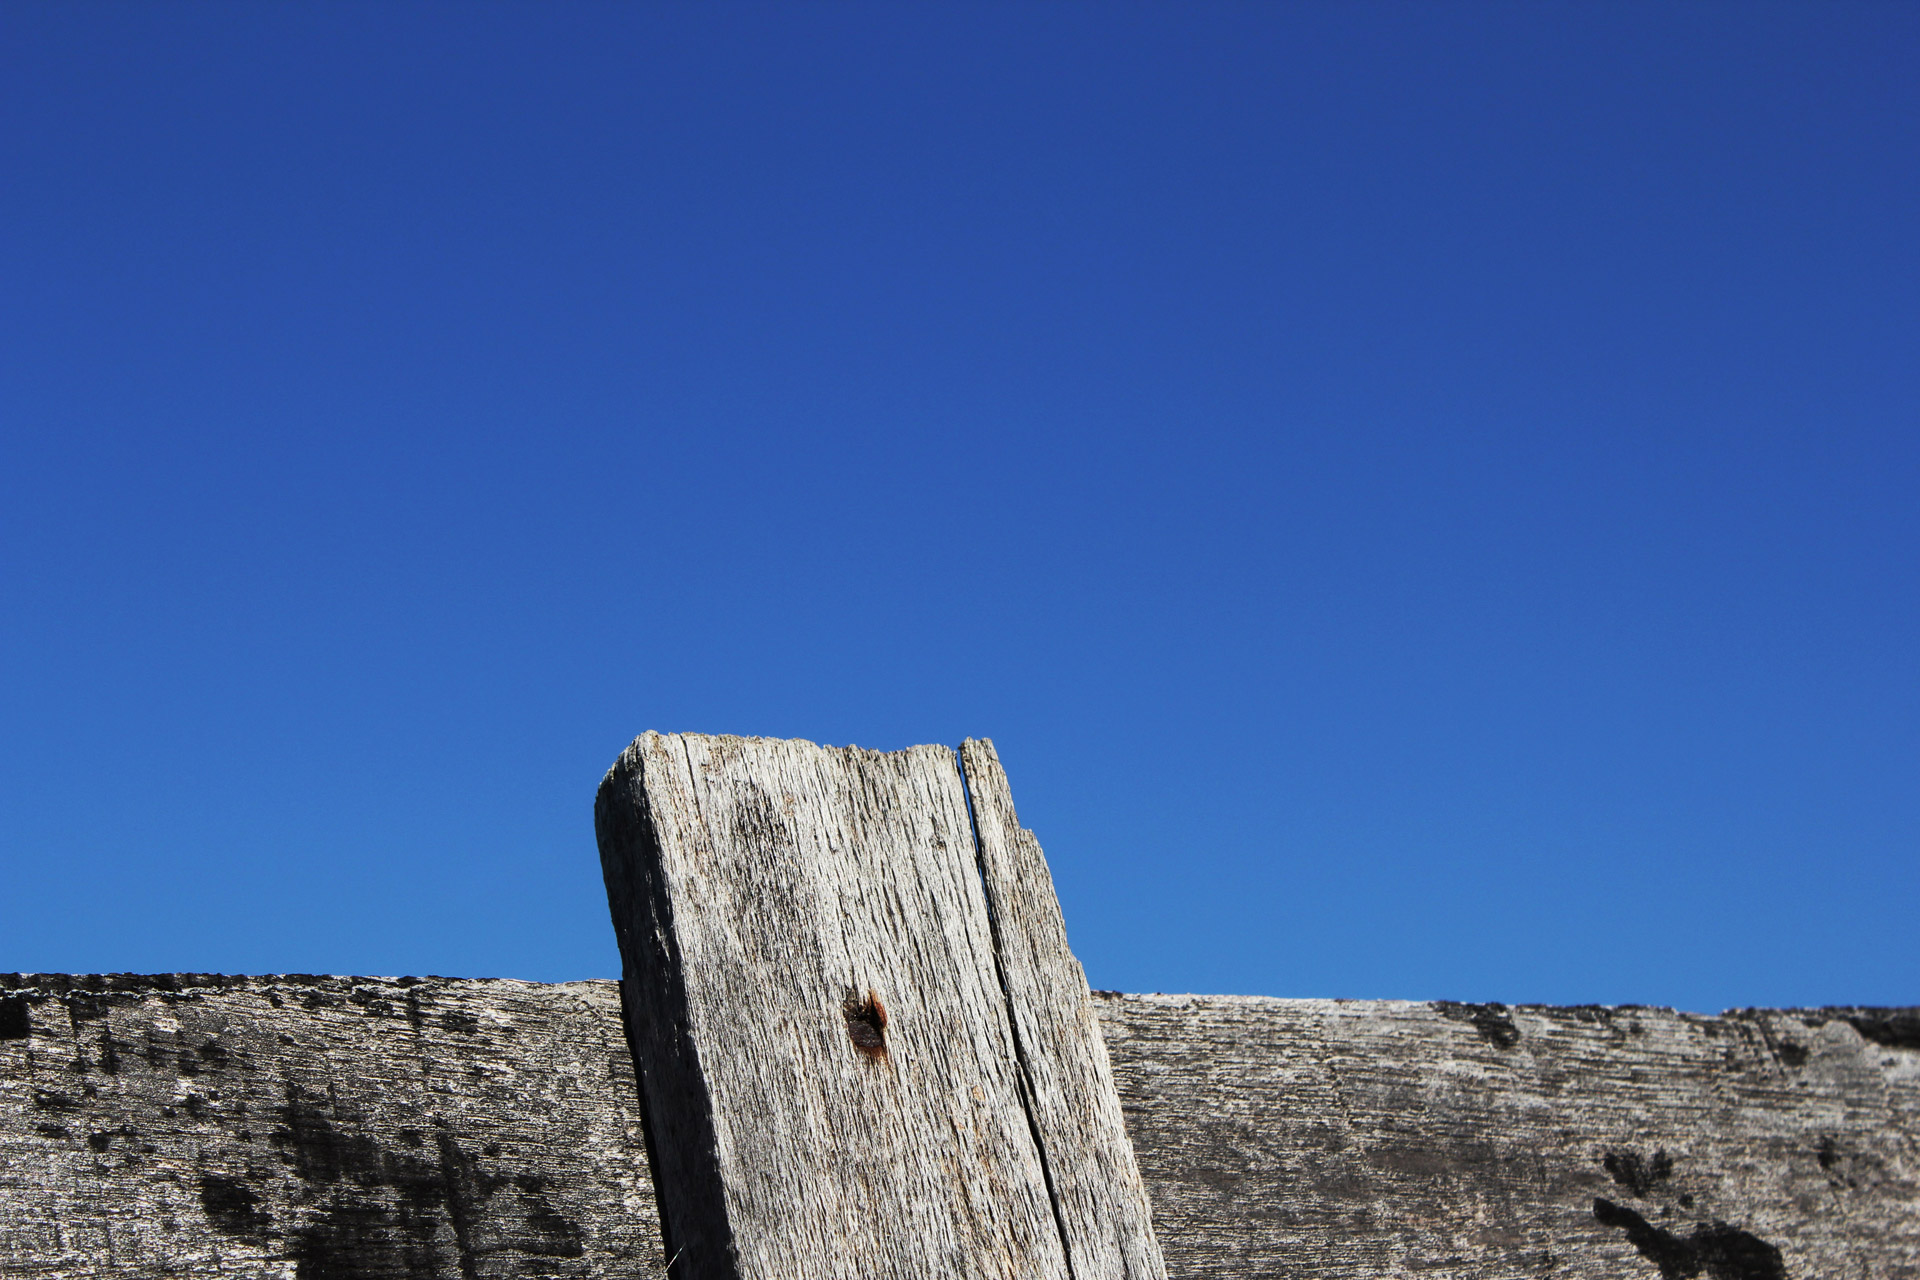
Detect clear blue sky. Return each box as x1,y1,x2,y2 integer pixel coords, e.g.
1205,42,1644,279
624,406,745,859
3,3,1914,1012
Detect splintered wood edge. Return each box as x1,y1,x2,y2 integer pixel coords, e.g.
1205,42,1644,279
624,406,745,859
960,737,1169,1280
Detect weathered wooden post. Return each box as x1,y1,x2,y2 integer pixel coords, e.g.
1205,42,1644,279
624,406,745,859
595,732,1166,1280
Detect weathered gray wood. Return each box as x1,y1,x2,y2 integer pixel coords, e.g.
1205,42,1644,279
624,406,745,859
0,973,664,1278
2,974,1915,1278
1099,994,1920,1280
597,732,1161,1280
959,738,1166,1280
595,732,1164,1279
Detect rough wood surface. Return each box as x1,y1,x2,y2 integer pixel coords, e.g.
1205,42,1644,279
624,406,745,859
0,973,662,1279
1,973,1915,1278
595,732,1162,1280
1100,993,1920,1280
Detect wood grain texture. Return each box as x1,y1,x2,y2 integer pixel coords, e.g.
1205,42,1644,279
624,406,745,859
1097,993,1920,1280
597,732,1115,1280
959,738,1167,1280
1,975,1914,1278
0,973,663,1279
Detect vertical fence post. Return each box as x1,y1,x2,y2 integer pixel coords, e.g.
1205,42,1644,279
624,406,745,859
596,732,1165,1280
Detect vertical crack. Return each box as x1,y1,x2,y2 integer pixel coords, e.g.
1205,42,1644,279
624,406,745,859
955,745,1078,1280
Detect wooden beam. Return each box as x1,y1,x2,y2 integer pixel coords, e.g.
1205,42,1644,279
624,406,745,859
4,974,1916,1278
959,738,1167,1280
595,732,1166,1280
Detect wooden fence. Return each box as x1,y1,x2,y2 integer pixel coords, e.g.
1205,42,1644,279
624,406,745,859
0,972,1913,1277
0,731,1912,1277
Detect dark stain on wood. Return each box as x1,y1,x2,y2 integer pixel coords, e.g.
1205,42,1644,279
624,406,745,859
1831,1008,1920,1050
1432,1000,1522,1048
288,1195,451,1280
198,1173,273,1238
1604,1148,1674,1198
1593,1197,1787,1280
271,1085,386,1184
0,996,32,1040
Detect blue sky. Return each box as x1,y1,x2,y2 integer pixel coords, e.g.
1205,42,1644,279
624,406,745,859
3,3,1914,1012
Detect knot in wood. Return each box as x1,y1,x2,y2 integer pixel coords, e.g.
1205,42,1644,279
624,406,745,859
843,989,887,1058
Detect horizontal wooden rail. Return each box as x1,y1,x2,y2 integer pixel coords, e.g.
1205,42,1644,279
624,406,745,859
0,973,1913,1277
